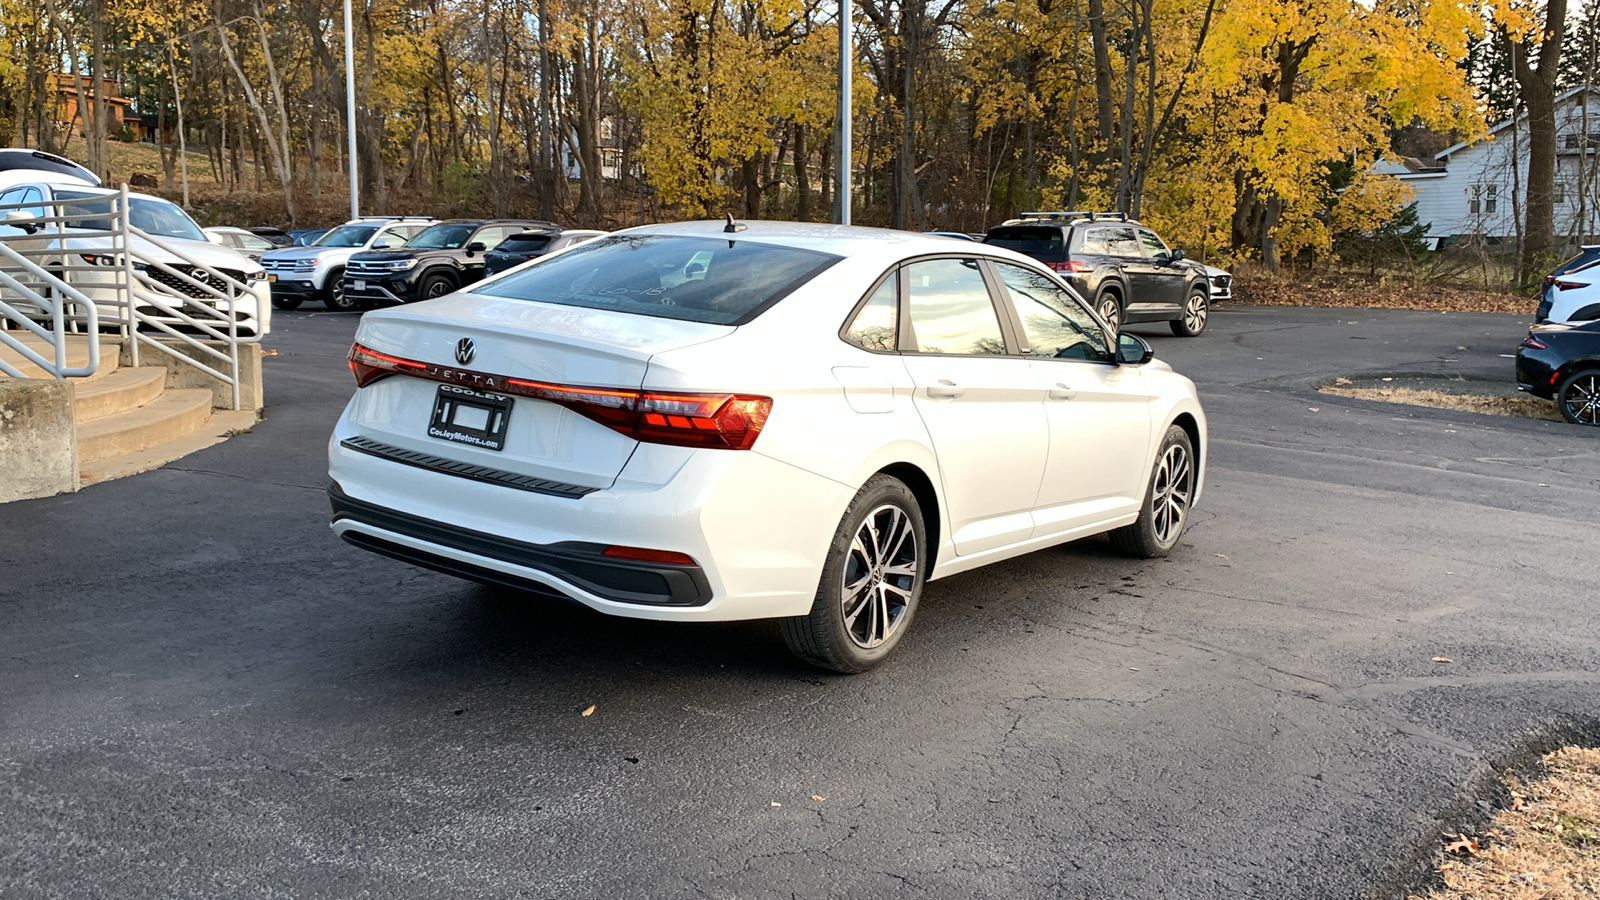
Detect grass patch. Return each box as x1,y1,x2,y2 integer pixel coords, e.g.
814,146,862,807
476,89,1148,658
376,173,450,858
1319,384,1564,423
1411,747,1600,899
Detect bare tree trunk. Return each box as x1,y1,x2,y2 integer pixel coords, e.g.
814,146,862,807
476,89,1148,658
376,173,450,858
215,9,298,222
1510,0,1568,286
538,0,555,220
794,122,811,221
1087,0,1113,146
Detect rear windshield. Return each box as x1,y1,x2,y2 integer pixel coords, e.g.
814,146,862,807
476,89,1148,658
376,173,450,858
471,234,841,325
1552,248,1600,277
495,234,553,252
985,227,1065,256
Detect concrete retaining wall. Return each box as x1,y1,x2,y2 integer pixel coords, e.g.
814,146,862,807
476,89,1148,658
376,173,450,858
119,339,264,412
0,380,77,502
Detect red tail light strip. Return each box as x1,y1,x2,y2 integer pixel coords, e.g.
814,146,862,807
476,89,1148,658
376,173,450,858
348,342,772,450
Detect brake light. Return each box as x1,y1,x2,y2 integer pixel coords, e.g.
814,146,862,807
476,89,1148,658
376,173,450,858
1046,260,1090,274
347,342,773,450
601,545,698,566
1553,280,1588,291
1522,335,1547,350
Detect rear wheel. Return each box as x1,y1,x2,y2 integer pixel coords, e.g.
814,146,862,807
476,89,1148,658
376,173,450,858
781,475,926,673
1171,289,1209,336
1556,368,1600,426
323,269,358,311
1109,425,1195,558
1096,292,1123,333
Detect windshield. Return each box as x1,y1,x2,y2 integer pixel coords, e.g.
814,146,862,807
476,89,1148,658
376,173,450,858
313,224,380,248
471,234,841,325
406,223,477,250
56,191,207,242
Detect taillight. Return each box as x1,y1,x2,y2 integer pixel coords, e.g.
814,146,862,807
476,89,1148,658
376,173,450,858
349,342,426,387
1522,335,1547,350
1046,260,1090,274
1553,280,1588,291
347,342,773,450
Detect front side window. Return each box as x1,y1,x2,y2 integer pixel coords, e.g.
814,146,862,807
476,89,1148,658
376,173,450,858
1137,228,1170,260
471,234,839,325
844,273,898,352
993,263,1110,362
904,258,1006,355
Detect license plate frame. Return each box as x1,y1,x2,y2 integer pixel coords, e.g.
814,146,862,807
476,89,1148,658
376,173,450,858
354,279,368,292
427,384,513,451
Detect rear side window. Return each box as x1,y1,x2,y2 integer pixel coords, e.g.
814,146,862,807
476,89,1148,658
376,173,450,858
1082,226,1140,256
471,234,841,325
904,258,1006,355
985,227,1064,256
844,273,898,351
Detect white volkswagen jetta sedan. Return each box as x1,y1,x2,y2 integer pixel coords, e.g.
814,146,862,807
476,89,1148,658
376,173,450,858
329,221,1206,672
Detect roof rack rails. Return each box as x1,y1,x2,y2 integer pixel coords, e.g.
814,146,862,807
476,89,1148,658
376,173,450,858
1017,210,1128,222
352,215,435,221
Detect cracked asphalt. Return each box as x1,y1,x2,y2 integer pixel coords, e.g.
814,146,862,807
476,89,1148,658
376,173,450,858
2,303,1598,899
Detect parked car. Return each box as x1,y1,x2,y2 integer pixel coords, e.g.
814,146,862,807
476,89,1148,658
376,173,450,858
1537,248,1600,324
288,227,329,246
247,227,296,249
0,179,270,338
262,217,434,311
1202,264,1232,302
342,219,553,305
329,221,1207,671
925,231,979,241
482,227,607,276
982,211,1212,335
205,226,280,262
0,148,98,189
1517,319,1600,425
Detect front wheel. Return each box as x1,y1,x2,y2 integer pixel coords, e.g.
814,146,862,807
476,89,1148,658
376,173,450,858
1109,424,1196,558
323,270,358,311
271,295,303,311
781,474,926,673
1171,290,1209,337
418,273,455,301
1556,369,1600,426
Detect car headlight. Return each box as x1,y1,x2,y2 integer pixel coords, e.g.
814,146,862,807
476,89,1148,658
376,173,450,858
385,259,419,271
246,270,267,283
78,253,118,266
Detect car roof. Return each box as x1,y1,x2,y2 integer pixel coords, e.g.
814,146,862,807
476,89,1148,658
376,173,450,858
614,220,1056,269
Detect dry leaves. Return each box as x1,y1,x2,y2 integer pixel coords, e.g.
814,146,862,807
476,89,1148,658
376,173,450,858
1442,833,1481,857
811,795,826,802
1233,269,1531,314
580,705,595,717
1432,657,1454,664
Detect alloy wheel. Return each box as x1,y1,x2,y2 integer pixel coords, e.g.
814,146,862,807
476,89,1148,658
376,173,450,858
1151,443,1192,545
1183,293,1208,333
839,504,919,649
1561,372,1600,425
1098,297,1121,332
426,280,450,299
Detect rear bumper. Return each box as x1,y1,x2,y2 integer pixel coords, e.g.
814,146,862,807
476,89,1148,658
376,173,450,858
327,416,852,622
1516,350,1560,399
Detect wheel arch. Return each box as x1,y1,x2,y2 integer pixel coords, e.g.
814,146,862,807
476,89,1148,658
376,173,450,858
875,461,943,574
1555,357,1600,386
1169,411,1203,481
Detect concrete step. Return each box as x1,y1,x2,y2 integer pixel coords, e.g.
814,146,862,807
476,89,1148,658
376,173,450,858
0,332,121,382
71,366,168,422
77,388,213,464
79,409,260,486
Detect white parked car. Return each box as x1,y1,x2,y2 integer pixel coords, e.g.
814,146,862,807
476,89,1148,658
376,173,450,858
0,180,271,339
1202,264,1232,302
261,217,434,312
328,221,1207,671
1538,251,1600,325
204,226,279,262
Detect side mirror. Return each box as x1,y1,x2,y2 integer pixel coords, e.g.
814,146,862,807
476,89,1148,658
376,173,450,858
372,241,390,250
685,262,706,277
1116,332,1154,366
1169,248,1185,263
467,241,486,254
3,210,39,234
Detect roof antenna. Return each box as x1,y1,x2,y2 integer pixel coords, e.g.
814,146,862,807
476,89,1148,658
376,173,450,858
724,213,746,234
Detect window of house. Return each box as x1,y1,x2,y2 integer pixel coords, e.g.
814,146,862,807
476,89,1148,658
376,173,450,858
1470,184,1499,217
1555,181,1569,205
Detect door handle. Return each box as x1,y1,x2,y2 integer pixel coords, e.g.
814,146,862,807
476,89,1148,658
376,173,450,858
1048,383,1077,400
926,379,965,399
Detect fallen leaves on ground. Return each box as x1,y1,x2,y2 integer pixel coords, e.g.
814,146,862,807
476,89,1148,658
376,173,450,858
1433,657,1454,663
580,705,595,717
1234,269,1531,314
1317,385,1565,423
1409,747,1600,900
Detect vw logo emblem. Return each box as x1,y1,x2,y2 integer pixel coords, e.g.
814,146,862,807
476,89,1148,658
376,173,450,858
455,337,476,365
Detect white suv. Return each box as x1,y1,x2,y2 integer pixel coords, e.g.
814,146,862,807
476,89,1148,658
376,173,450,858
262,217,433,312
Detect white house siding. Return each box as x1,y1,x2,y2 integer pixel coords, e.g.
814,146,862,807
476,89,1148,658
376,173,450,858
1380,87,1600,244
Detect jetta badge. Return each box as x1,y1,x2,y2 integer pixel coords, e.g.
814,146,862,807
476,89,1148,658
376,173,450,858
455,337,476,365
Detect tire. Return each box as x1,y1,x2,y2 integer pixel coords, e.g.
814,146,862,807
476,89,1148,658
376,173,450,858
1096,291,1123,333
418,273,455,302
780,474,927,673
1556,368,1600,426
323,269,358,311
271,295,303,311
1109,424,1196,558
1171,289,1209,336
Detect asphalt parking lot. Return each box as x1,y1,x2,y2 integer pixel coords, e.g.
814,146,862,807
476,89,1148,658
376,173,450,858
3,303,1598,899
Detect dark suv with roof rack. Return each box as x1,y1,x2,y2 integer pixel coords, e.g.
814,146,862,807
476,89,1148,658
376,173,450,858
983,211,1212,336
343,219,555,306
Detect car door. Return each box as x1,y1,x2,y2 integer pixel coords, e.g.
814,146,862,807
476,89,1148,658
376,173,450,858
1135,227,1188,307
463,225,513,283
897,256,1050,556
990,261,1154,537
